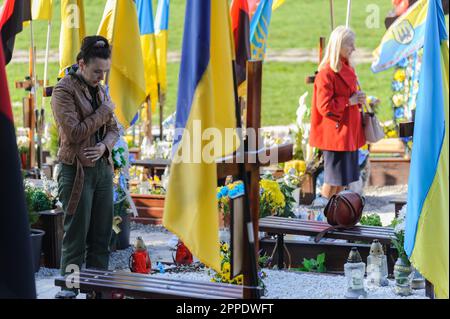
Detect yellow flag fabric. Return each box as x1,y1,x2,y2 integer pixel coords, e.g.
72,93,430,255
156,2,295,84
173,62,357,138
272,0,285,10
58,0,85,77
163,0,239,273
141,33,159,113
32,0,53,20
155,30,167,95
97,0,146,128
154,0,169,95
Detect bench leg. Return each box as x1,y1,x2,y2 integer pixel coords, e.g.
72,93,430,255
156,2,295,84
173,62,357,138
277,234,285,270
425,280,435,299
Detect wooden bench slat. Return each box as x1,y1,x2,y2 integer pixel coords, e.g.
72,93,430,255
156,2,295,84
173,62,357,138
55,274,242,299
79,270,241,294
55,277,238,299
259,222,395,239
259,217,394,244
262,216,393,231
260,222,395,237
259,218,394,236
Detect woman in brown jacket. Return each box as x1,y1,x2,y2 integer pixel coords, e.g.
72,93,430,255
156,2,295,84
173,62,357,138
51,36,119,298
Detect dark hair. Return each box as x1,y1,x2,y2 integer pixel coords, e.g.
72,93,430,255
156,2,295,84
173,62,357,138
76,35,111,64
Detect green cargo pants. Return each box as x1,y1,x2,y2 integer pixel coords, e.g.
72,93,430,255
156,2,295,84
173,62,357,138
58,158,113,277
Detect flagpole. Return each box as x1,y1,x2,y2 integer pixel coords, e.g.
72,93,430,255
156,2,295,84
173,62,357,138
29,19,39,170
346,0,352,28
329,0,334,31
42,21,51,107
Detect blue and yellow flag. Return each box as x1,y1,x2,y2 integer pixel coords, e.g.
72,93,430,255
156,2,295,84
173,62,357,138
163,0,238,272
405,0,449,299
98,0,146,128
272,0,284,11
136,0,159,113
371,0,428,73
155,0,169,95
250,0,273,60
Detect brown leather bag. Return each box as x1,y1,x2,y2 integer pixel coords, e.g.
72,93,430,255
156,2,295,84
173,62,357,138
314,190,365,243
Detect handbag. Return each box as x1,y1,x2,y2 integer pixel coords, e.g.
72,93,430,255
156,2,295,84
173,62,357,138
362,104,384,143
314,190,365,243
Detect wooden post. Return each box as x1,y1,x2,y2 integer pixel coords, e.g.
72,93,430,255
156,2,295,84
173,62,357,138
425,280,435,299
329,0,335,31
146,96,153,144
159,88,164,141
246,61,262,251
242,60,263,299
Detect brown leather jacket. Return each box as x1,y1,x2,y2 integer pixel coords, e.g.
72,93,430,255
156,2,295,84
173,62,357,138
51,73,119,215
51,74,119,168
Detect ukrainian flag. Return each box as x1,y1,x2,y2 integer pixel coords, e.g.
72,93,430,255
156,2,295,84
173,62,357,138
137,0,159,113
372,0,428,73
98,0,146,128
31,0,53,21
250,0,273,60
155,0,169,96
163,0,239,272
405,0,449,299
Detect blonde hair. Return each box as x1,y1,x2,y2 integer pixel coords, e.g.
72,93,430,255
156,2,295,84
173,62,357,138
319,26,355,73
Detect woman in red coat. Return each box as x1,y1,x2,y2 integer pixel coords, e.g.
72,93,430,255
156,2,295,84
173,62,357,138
310,26,366,201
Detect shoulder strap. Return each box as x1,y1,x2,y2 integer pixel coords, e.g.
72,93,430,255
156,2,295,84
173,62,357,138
314,225,340,243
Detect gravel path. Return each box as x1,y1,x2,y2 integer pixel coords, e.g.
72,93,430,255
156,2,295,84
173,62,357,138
150,269,426,299
11,48,374,64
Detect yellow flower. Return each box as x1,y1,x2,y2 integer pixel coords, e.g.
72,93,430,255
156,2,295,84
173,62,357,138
222,272,230,281
387,130,398,138
394,69,406,82
222,262,230,274
235,275,243,285
222,243,229,253
154,175,160,183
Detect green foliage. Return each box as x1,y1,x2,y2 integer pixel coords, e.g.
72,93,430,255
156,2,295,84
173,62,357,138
293,253,327,273
293,128,304,161
360,213,383,227
24,185,54,227
278,182,296,218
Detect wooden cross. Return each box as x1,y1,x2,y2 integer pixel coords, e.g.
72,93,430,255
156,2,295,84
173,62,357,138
216,60,293,298
14,47,45,171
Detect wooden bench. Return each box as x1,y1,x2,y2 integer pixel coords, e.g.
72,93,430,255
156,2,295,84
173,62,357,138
55,269,243,299
259,216,395,270
389,198,407,218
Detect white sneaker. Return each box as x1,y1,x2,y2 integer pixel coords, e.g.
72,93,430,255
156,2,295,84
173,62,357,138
168,235,179,250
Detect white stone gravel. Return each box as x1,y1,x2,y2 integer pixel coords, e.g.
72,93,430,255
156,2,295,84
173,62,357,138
150,269,427,299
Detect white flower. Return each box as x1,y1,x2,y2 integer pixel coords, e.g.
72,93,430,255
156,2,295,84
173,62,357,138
398,204,407,222
296,92,309,128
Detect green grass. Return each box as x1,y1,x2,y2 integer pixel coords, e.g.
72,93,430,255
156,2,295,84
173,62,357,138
10,0,443,52
5,0,445,128
7,61,394,128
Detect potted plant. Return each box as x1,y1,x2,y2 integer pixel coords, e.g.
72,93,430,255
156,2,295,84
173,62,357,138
24,183,52,272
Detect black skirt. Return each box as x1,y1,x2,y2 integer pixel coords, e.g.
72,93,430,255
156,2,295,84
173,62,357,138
323,150,359,186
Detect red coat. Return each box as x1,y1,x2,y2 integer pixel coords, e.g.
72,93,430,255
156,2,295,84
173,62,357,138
309,60,366,151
